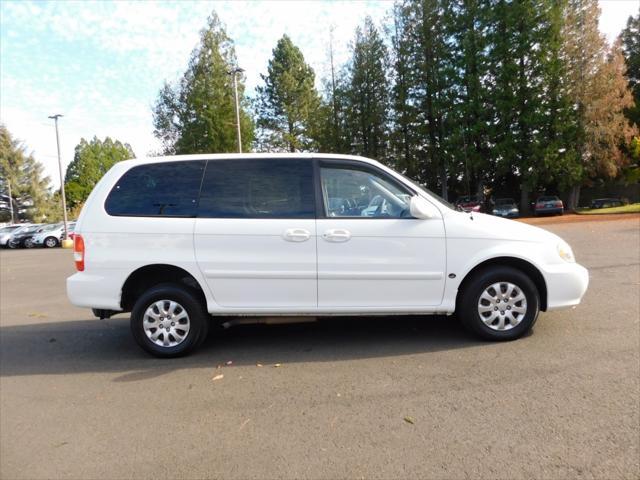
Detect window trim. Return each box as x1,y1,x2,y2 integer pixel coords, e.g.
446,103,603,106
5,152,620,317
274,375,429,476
196,157,317,220
315,158,417,220
104,160,206,218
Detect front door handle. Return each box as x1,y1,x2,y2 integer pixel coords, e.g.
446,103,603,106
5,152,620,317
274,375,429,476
283,228,311,242
323,229,351,242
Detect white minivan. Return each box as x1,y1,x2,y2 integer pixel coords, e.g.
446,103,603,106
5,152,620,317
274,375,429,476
67,154,589,357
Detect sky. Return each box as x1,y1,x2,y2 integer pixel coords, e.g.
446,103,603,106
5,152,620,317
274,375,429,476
1,0,638,188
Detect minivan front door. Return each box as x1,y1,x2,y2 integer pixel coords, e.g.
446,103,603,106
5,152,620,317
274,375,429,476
194,158,317,309
316,162,446,308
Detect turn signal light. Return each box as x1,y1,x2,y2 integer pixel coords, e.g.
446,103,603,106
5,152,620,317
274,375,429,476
74,234,85,271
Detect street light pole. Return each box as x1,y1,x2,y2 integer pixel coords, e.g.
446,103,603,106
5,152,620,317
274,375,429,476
228,67,245,153
48,114,69,241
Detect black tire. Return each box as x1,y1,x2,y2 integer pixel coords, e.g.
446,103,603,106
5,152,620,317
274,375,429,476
24,238,35,249
130,283,209,358
457,266,540,341
44,236,59,248
7,240,18,249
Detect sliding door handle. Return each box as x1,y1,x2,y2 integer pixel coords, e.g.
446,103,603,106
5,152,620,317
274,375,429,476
283,228,311,242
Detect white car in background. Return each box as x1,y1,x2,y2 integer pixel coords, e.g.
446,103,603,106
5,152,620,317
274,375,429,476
0,225,23,247
32,222,76,248
67,153,589,358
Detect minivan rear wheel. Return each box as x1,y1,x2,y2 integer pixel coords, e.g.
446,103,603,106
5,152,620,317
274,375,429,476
130,283,209,358
457,266,539,341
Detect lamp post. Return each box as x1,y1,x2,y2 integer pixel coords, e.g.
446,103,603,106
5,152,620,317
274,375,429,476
6,175,14,224
48,114,69,244
227,67,244,153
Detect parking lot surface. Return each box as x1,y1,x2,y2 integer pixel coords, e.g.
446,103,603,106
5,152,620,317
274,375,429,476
1,217,639,479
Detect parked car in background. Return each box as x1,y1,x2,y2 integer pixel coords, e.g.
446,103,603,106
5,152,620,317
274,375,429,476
534,196,563,216
0,225,22,247
455,195,483,212
492,198,519,218
67,153,588,358
589,197,625,209
32,222,76,248
7,224,44,248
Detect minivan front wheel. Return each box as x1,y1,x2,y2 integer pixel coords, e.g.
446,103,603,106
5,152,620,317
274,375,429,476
457,266,540,341
131,284,209,357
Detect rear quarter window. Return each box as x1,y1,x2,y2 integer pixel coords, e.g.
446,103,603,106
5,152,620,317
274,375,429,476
105,161,206,217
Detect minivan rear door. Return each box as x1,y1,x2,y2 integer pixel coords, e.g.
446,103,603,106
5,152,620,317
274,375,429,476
194,158,317,309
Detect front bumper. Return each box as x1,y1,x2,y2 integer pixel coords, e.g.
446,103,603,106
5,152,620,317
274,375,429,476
543,262,589,311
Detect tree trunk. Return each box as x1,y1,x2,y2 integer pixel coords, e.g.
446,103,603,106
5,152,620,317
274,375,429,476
520,185,530,215
568,185,581,211
440,165,448,201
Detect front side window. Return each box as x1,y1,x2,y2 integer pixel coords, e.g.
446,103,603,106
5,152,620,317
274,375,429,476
198,159,315,218
320,165,411,218
105,161,205,217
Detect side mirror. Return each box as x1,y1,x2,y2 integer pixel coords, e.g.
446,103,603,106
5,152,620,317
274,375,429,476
409,196,440,219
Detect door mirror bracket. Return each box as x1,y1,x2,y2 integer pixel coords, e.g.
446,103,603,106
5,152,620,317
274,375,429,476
409,196,440,219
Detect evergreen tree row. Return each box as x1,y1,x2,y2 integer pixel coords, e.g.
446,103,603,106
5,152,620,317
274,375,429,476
151,3,638,210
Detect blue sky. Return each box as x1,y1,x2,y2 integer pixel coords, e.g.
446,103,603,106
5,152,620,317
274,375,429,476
0,0,637,188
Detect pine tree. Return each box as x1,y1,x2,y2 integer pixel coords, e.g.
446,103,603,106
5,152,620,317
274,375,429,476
256,35,321,152
64,136,135,209
152,12,253,154
620,10,639,127
344,17,390,162
0,125,54,222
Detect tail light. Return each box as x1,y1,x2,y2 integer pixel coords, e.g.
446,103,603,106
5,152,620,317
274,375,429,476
556,201,563,208
74,234,85,271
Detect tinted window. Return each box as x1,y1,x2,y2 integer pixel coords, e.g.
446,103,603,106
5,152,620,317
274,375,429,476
105,161,205,217
198,159,315,219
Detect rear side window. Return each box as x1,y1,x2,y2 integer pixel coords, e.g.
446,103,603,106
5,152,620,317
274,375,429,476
105,161,205,217
198,159,315,218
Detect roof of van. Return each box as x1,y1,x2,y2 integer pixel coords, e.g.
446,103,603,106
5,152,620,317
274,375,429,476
120,153,380,166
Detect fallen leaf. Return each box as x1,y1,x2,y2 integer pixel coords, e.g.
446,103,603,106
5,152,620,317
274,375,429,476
404,416,415,425
273,363,282,368
256,363,263,367
212,374,224,381
238,418,251,431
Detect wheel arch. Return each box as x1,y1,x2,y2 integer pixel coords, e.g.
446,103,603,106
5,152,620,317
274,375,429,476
120,264,208,312
456,256,548,311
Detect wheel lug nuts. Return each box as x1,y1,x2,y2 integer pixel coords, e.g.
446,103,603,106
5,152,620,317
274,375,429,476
171,322,175,326
494,307,498,311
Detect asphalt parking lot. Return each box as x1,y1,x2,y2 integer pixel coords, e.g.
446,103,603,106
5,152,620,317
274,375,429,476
1,217,639,479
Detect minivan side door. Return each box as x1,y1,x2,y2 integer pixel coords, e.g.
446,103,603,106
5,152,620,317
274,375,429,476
316,160,446,308
194,158,317,309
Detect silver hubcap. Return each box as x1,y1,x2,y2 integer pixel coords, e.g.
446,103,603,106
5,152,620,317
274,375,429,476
46,238,56,247
477,282,527,331
143,300,190,348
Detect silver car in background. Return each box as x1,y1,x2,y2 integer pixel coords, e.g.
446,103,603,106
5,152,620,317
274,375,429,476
32,222,76,248
0,225,23,247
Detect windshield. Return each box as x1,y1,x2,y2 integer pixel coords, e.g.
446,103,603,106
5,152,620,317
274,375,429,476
496,198,515,206
539,196,559,202
393,171,455,210
40,223,62,232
